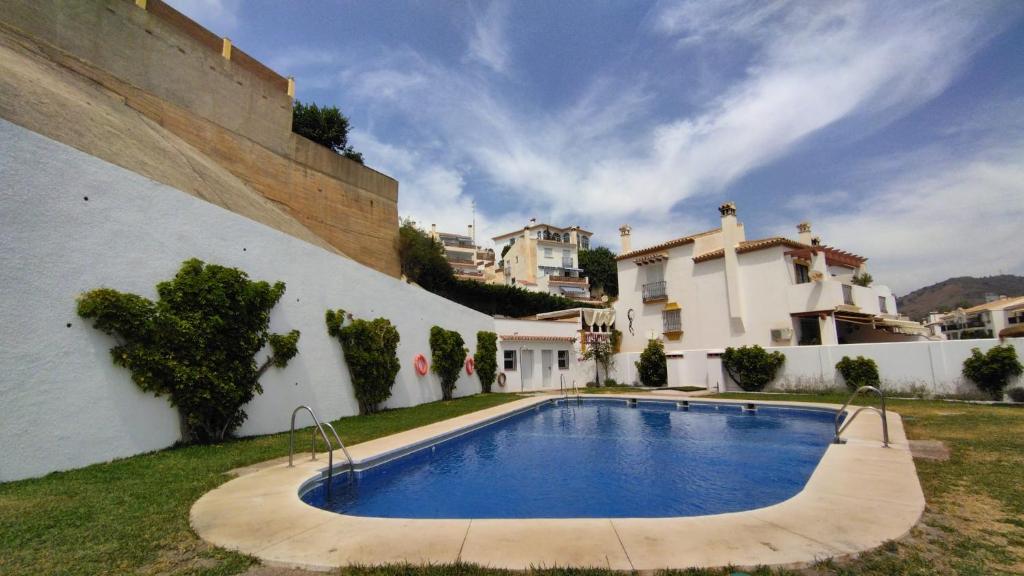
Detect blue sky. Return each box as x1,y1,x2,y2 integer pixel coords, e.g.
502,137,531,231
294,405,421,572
169,0,1024,294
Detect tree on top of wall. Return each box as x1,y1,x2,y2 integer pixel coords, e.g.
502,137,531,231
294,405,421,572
76,259,300,442
578,247,619,297
292,100,364,164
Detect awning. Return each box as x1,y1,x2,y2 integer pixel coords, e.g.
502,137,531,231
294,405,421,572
582,308,616,327
875,318,930,336
559,286,587,295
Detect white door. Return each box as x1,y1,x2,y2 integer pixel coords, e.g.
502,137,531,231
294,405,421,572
706,354,723,392
541,350,553,389
521,349,534,390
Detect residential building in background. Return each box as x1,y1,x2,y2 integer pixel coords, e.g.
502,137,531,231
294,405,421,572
430,224,495,281
614,203,929,354
492,220,596,302
937,295,1024,339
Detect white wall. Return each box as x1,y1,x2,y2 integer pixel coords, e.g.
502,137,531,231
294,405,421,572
0,120,493,482
628,338,1024,395
493,319,591,391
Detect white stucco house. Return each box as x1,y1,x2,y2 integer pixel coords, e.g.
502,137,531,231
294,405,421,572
937,295,1024,340
493,309,616,391
613,202,929,356
491,220,597,302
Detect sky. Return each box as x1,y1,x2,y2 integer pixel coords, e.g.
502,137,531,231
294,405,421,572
168,0,1024,295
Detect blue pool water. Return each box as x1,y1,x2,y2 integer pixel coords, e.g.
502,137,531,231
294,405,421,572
301,399,837,519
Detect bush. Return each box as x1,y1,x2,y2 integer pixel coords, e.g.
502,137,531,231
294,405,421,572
636,339,668,387
836,356,881,391
325,310,400,414
291,100,363,163
474,331,498,393
430,326,466,401
963,345,1023,400
603,378,619,387
722,345,785,392
582,338,615,387
1008,388,1024,403
76,259,300,442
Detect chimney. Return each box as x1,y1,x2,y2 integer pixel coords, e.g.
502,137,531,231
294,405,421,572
529,218,536,226
797,221,813,245
430,223,437,240
619,224,632,254
467,224,474,242
719,202,745,327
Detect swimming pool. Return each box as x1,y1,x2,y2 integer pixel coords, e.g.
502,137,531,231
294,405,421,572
301,398,838,519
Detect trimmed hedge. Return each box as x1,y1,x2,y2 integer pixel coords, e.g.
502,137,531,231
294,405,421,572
636,339,668,387
722,345,785,392
836,356,881,391
430,326,466,401
474,331,498,393
325,310,401,414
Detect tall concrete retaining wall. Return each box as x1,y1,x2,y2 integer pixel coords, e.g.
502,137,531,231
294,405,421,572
0,120,489,482
0,0,403,277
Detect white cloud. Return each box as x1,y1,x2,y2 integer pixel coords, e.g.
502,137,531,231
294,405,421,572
466,2,511,74
783,145,1024,294
165,0,241,34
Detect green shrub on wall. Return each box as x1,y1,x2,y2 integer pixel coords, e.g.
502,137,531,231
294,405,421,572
474,331,498,393
722,345,785,392
963,345,1023,400
636,339,668,387
430,326,466,401
836,356,881,391
325,310,401,414
76,259,300,442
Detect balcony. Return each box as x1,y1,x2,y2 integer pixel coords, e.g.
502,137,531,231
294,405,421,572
643,280,668,303
549,275,587,284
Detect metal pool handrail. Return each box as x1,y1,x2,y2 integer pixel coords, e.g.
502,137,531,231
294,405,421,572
288,405,354,497
834,386,889,447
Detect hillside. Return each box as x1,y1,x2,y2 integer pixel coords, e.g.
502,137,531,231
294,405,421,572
896,275,1024,320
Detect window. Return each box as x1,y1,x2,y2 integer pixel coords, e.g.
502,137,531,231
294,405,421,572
503,350,517,371
798,317,821,345
842,284,854,305
794,262,810,284
580,236,590,249
544,247,553,258
879,296,888,314
562,233,570,243
558,350,569,369
662,308,682,333
537,230,543,239
562,249,570,258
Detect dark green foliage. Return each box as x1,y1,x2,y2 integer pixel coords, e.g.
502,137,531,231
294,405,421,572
603,378,618,387
963,345,1023,399
610,328,622,352
1009,387,1024,403
851,271,873,287
76,259,299,442
835,355,881,391
325,310,401,414
398,221,594,316
578,247,618,297
636,339,668,387
582,338,615,386
291,100,363,163
430,326,467,400
721,345,785,392
474,331,498,393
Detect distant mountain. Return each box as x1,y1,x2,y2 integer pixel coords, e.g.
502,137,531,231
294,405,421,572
896,275,1024,321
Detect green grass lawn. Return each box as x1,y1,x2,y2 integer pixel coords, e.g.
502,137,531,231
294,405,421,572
1,392,1022,575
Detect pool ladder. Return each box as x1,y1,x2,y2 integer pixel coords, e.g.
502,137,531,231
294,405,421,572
833,386,889,448
288,405,355,497
558,374,581,405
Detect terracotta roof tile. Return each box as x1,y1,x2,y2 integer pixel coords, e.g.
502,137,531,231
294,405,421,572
499,335,577,342
616,228,720,261
692,237,812,263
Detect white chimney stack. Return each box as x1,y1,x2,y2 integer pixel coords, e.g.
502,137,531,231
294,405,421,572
619,224,632,254
467,224,474,241
797,221,813,245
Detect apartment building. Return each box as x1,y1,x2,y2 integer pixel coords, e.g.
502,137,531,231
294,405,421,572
938,295,1024,340
430,224,495,281
492,220,595,301
613,203,928,353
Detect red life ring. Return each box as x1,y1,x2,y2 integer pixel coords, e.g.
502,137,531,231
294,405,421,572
414,354,429,376
465,356,475,375
497,372,507,387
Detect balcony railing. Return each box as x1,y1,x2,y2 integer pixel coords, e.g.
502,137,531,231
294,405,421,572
549,275,587,284
643,280,668,302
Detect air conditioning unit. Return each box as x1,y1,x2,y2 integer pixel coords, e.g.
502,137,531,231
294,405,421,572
771,328,793,341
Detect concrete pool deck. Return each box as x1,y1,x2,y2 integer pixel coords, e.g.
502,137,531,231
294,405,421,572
190,395,925,571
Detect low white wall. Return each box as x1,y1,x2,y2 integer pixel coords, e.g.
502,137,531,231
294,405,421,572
625,338,1024,395
0,120,493,482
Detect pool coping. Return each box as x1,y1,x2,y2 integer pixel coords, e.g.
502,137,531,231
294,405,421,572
190,395,925,571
